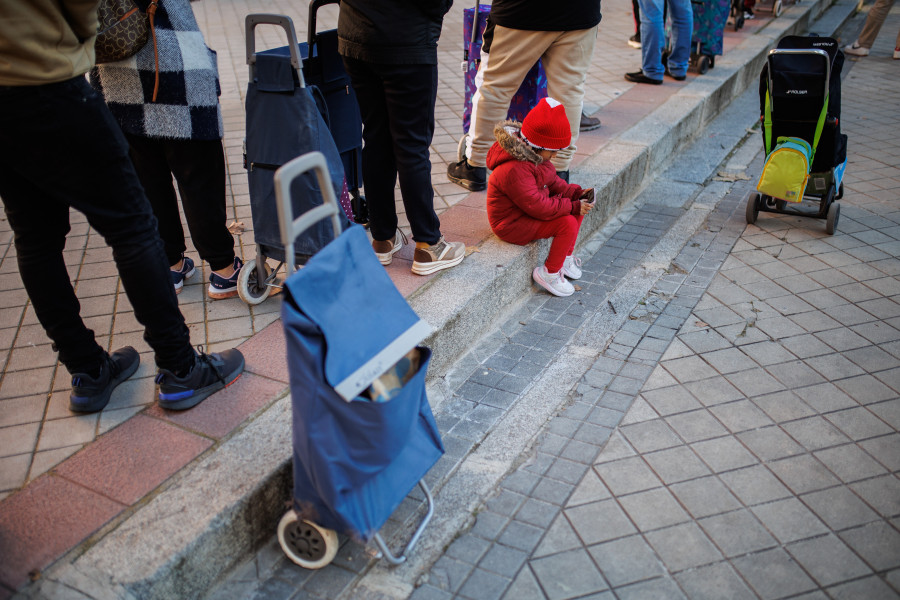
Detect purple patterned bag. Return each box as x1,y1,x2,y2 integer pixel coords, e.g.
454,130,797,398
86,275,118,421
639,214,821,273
461,4,548,134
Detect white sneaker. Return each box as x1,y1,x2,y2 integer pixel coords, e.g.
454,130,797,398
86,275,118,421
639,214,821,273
562,255,583,280
372,229,405,265
894,46,900,59
843,41,869,56
533,265,575,297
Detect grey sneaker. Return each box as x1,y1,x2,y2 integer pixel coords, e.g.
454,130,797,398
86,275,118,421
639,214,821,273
411,237,466,275
533,265,575,297
372,229,406,265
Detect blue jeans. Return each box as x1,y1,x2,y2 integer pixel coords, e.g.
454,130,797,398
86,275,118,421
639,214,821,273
0,77,195,374
639,0,694,79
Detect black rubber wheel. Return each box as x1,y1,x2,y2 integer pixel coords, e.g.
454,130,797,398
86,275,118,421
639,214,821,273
745,191,760,224
826,202,840,235
775,200,787,211
698,55,711,75
710,55,716,69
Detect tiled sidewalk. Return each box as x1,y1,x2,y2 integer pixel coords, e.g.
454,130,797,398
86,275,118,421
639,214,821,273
409,14,900,599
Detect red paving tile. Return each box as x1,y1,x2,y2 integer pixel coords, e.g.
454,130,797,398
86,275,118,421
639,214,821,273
437,204,493,242
458,190,488,209
0,475,125,592
53,415,213,506
147,373,287,439
238,323,290,383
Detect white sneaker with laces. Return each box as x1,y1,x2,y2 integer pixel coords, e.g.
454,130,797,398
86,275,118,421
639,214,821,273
562,255,583,280
533,265,575,297
894,46,900,59
372,229,405,265
843,41,869,56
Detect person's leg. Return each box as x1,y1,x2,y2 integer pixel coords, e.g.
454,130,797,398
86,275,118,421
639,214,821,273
124,134,188,267
857,0,894,48
467,27,552,167
163,138,236,272
666,0,695,77
379,62,442,245
639,0,666,79
0,169,106,374
342,56,399,243
541,28,598,172
535,215,582,273
0,78,194,373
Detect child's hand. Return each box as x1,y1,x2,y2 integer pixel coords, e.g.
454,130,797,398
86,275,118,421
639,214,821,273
579,188,595,203
579,200,594,215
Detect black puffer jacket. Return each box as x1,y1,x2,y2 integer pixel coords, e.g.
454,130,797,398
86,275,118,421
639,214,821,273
490,0,602,31
337,0,452,65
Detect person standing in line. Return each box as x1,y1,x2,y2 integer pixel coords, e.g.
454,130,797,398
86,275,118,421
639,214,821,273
844,0,900,59
91,0,245,300
625,0,694,84
447,0,602,191
337,0,466,275
0,0,244,414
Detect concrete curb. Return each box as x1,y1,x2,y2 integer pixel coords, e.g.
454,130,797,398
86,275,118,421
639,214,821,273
19,1,859,598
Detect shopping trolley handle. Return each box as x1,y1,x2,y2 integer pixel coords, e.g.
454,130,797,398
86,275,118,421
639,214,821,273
274,151,344,275
245,14,305,86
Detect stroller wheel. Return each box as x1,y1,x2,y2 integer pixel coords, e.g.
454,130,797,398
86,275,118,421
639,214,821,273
237,259,273,305
745,191,760,225
277,511,339,570
826,202,840,235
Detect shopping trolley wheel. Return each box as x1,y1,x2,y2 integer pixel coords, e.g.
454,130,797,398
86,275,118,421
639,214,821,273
826,202,840,235
697,55,711,74
277,511,338,570
836,182,844,200
745,191,760,224
773,0,783,16
775,199,787,211
237,259,272,305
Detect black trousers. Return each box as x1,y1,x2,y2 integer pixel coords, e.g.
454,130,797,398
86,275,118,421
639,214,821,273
0,77,195,374
341,58,442,245
125,135,235,271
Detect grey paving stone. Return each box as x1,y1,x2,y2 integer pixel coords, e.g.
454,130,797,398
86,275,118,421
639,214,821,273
852,321,900,345
497,520,544,555
410,584,453,600
769,453,845,495
618,487,691,532
501,469,541,495
860,434,900,472
726,368,787,398
709,400,774,433
478,544,529,579
698,508,778,558
587,406,626,428
839,366,900,402
499,566,545,600
544,457,589,485
593,456,661,496
664,409,729,443
564,499,637,545
826,576,900,600
732,547,818,600
719,465,793,505
814,443,889,483
787,534,874,587
826,406,894,440
691,436,759,472
531,514,582,559
839,521,900,572
530,477,574,507
850,475,900,519
752,497,830,544
613,577,686,600
430,556,478,592
487,489,528,517
619,419,682,453
738,424,807,461
588,535,665,588
446,535,492,566
597,391,634,413
457,568,511,600
815,326,874,352
780,333,836,359
751,391,816,423
641,385,703,416
515,498,559,530
845,345,900,373
674,562,757,600
670,476,742,519
782,416,853,451
644,521,723,572
661,355,719,383
795,382,859,412
642,446,711,485
807,353,868,380
302,564,358,600
789,309,843,332
529,549,608,600
700,347,756,374
471,511,510,541
684,376,745,407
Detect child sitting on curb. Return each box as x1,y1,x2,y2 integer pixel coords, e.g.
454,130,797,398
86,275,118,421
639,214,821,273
486,97,595,297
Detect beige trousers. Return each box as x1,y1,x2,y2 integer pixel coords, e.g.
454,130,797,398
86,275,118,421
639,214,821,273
856,0,900,49
465,25,598,172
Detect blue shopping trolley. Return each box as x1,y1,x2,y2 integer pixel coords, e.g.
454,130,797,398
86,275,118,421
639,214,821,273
274,152,444,569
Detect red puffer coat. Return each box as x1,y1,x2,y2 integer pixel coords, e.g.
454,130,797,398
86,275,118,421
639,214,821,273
486,121,583,244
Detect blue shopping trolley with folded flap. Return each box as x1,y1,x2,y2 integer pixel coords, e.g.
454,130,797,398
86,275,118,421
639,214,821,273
273,151,444,569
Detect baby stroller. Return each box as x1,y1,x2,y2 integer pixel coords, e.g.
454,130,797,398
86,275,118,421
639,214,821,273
275,152,443,569
746,36,848,234
240,13,352,305
457,2,548,161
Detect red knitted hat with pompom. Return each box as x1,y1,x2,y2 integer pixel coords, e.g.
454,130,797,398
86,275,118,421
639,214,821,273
521,97,571,151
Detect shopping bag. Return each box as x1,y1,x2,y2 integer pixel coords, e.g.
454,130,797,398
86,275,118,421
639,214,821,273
281,226,443,539
757,136,813,202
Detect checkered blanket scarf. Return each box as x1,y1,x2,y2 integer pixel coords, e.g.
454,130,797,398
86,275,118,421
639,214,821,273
90,0,223,141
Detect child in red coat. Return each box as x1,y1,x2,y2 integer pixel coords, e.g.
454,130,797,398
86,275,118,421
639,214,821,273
486,98,594,297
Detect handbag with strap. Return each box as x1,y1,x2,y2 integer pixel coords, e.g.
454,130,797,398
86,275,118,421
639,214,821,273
95,0,161,101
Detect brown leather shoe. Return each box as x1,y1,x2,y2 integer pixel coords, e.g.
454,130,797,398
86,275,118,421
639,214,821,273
579,112,601,132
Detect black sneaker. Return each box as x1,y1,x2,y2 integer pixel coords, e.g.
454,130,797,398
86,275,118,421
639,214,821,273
447,159,487,191
156,347,245,410
69,347,140,413
625,70,663,85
